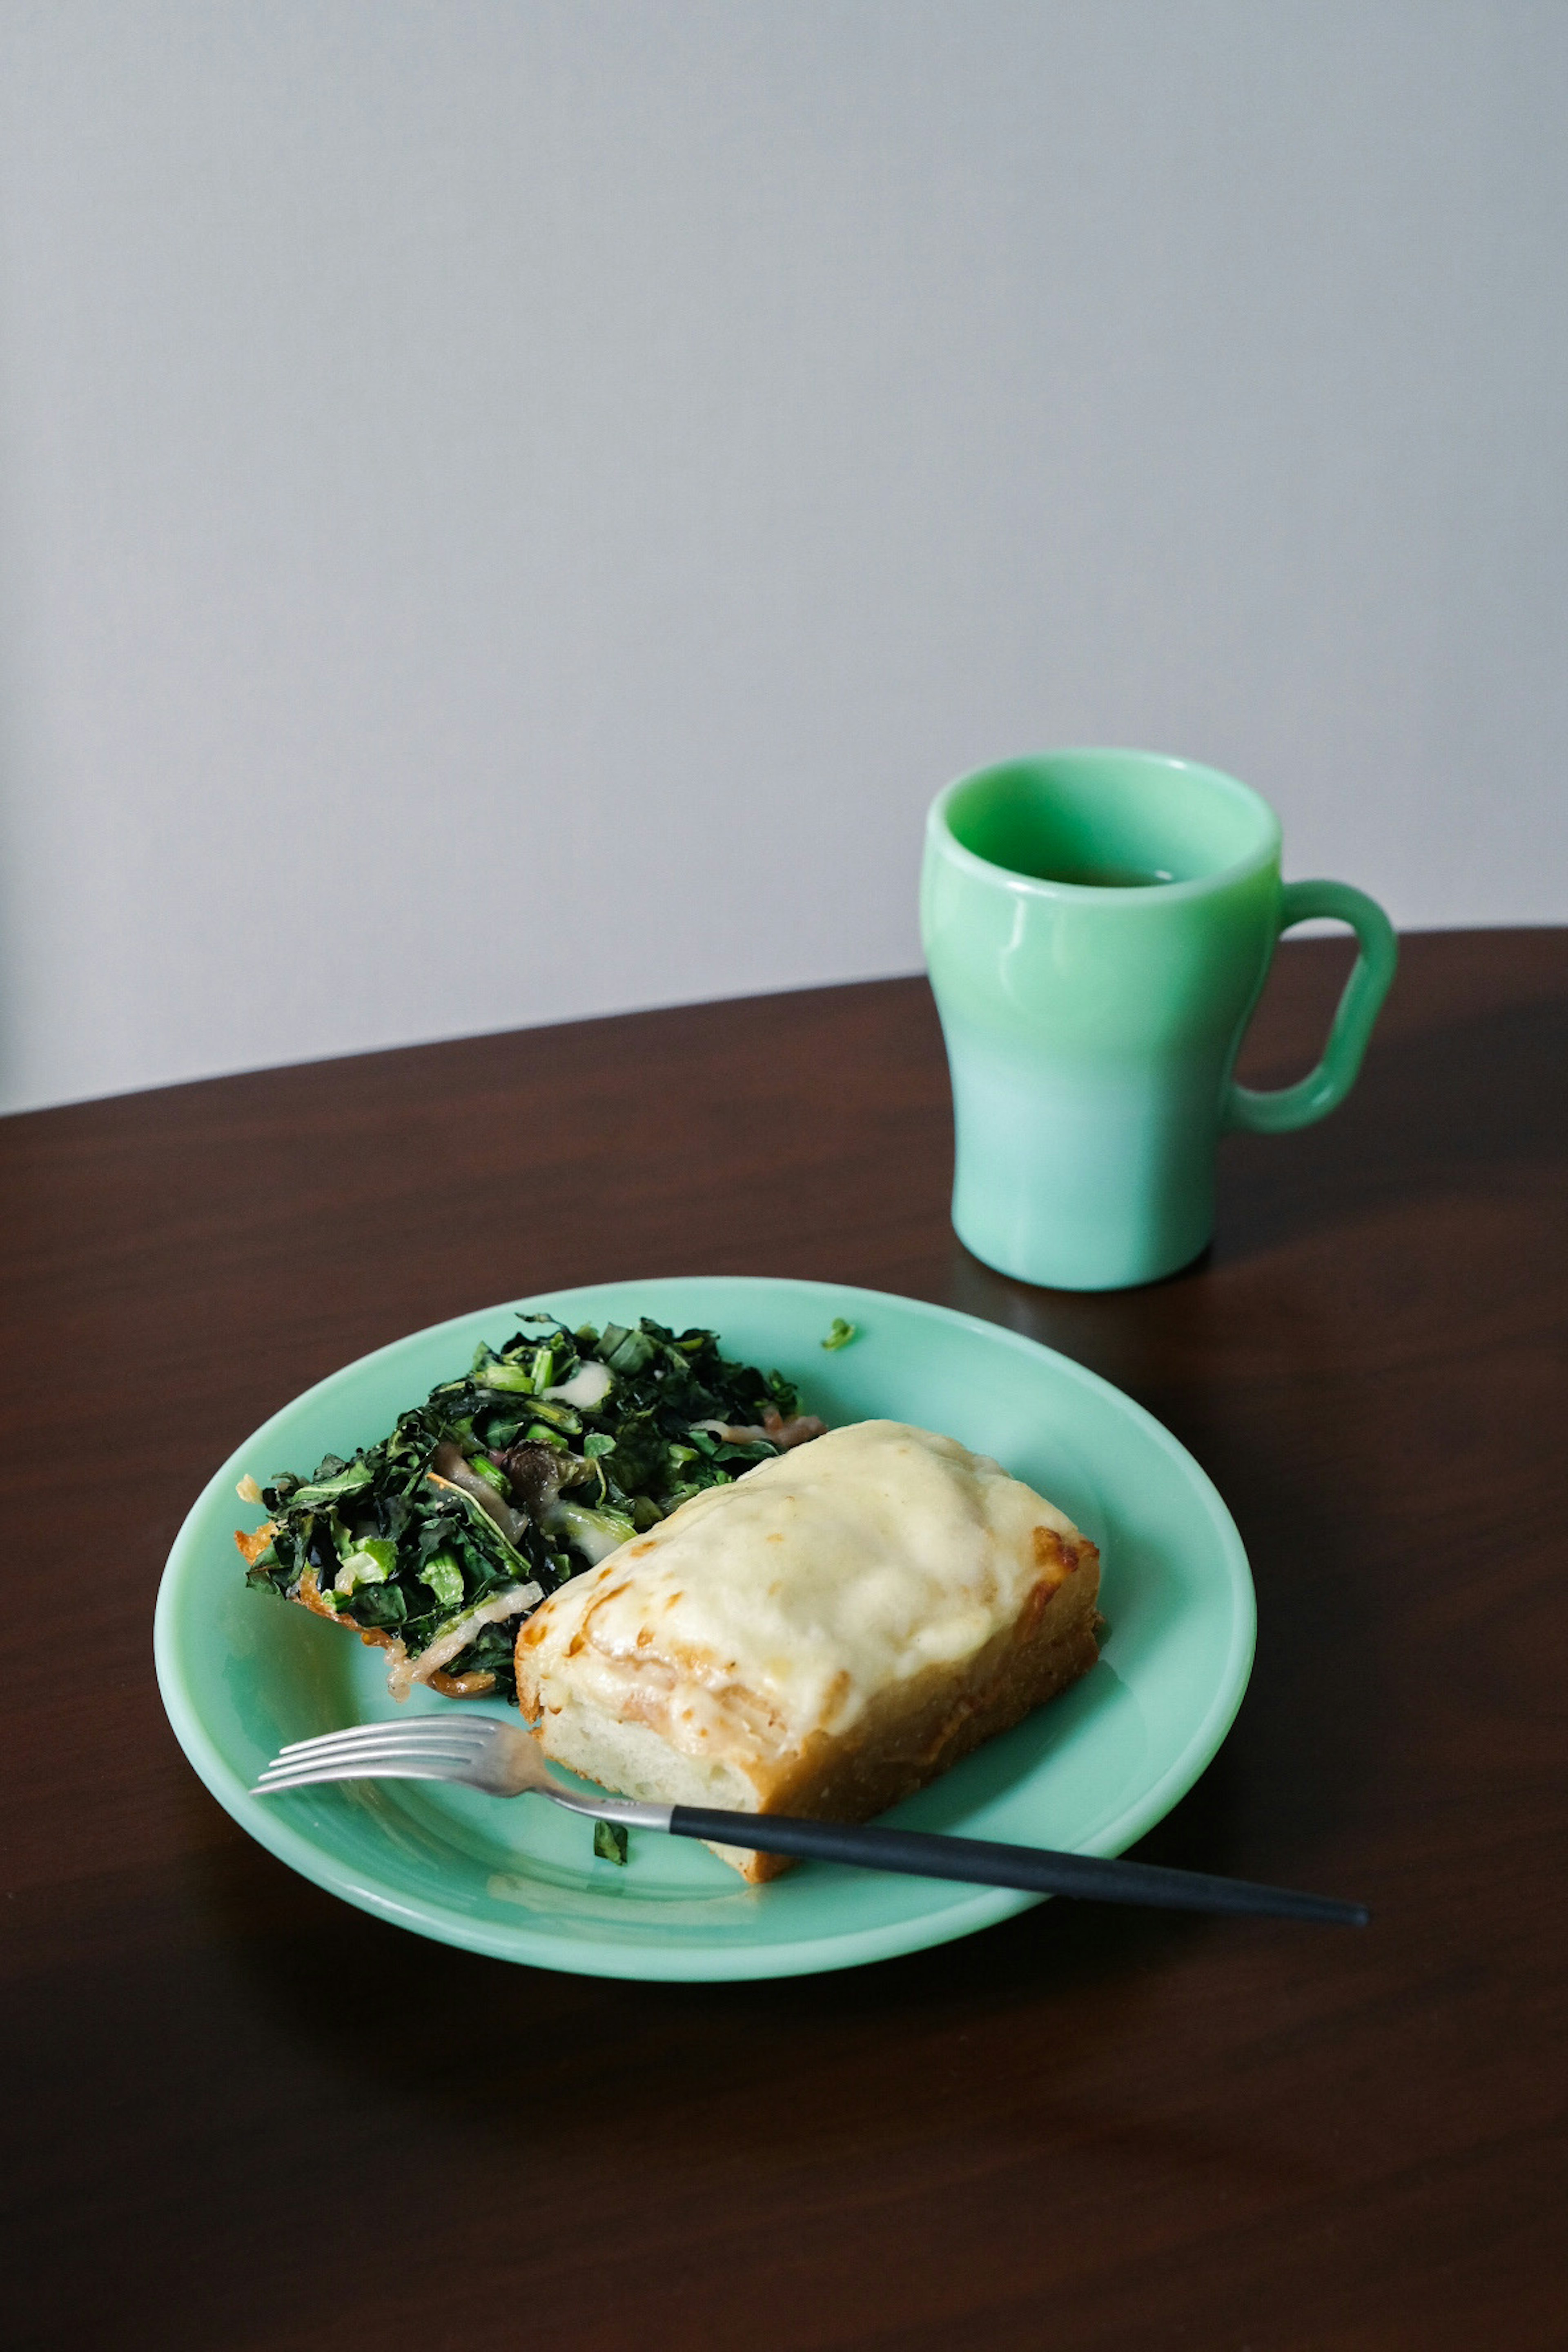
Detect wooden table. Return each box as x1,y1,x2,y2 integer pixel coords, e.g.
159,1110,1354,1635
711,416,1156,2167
4,930,1564,2352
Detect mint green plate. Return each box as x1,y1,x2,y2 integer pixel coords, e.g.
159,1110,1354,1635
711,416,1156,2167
154,1276,1255,1980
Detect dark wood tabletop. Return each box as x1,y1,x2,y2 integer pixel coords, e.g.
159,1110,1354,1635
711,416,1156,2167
4,928,1564,2352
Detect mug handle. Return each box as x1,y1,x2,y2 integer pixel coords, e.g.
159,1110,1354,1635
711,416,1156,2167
1225,880,1399,1135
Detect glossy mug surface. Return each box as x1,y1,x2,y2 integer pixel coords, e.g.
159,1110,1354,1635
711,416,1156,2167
921,750,1397,1291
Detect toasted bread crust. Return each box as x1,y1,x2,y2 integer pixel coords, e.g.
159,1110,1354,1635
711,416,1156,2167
234,1521,276,1568
733,1534,1099,1880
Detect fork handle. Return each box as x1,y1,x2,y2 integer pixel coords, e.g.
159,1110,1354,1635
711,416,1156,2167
666,1807,1368,1926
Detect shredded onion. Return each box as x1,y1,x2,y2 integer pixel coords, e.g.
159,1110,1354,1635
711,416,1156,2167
387,1583,542,1703
544,1360,614,1410
690,1408,827,1451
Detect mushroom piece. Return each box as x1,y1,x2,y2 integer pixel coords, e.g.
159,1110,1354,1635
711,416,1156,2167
489,1438,574,1523
430,1441,530,1544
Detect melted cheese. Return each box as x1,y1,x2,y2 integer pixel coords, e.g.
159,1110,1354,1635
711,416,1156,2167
519,1420,1081,1758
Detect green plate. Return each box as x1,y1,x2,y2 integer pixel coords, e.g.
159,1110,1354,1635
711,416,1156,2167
154,1276,1255,1980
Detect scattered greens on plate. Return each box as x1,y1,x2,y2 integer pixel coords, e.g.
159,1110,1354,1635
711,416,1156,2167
237,1314,822,1704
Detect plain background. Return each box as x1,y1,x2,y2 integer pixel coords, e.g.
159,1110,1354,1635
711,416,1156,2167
1,0,1564,1116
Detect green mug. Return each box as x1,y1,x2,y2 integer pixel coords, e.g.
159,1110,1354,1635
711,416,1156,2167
920,749,1398,1291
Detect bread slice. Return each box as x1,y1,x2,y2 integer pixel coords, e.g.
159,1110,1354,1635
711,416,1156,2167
514,1419,1100,1880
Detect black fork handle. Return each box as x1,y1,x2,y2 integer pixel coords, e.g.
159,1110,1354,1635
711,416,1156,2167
666,1807,1369,1926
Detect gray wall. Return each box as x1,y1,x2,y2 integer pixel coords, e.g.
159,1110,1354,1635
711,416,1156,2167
2,2,1564,1113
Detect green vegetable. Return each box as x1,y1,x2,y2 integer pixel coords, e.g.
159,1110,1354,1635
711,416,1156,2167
436,1478,538,1581
514,1394,581,1432
290,1461,375,1506
352,1581,407,1629
334,1538,396,1592
593,1820,629,1866
546,1498,635,1561
419,1550,465,1610
599,1323,655,1376
822,1317,858,1352
245,1312,816,1705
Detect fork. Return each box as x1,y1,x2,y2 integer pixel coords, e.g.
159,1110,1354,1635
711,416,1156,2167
254,1717,1368,1926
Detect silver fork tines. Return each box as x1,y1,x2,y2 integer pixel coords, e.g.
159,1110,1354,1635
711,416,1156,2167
255,1714,568,1796
256,1717,513,1795
252,1715,673,1824
276,1720,497,1759
258,1763,472,1791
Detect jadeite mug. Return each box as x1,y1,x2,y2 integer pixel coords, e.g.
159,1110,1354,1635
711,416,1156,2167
920,749,1398,1291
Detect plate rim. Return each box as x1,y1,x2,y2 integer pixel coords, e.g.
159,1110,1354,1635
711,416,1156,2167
154,1275,1256,1980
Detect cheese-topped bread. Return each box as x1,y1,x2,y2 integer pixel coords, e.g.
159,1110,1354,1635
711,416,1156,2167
514,1419,1100,1880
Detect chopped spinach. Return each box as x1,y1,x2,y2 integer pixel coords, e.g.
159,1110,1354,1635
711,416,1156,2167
592,1819,630,1866
241,1314,809,1703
